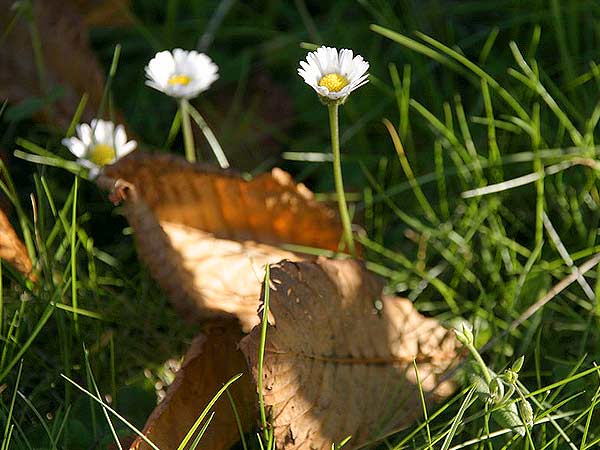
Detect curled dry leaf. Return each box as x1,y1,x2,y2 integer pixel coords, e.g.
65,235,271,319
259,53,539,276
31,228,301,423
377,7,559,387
0,208,32,276
100,152,344,330
131,321,256,450
240,258,459,450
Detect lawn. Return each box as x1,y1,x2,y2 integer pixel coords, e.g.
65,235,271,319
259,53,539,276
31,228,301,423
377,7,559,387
2,1,600,449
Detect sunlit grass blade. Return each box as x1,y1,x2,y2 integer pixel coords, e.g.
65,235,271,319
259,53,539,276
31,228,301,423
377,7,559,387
382,118,438,223
83,348,122,450
61,374,161,450
258,264,271,441
176,373,244,450
508,41,582,146
0,302,55,384
187,102,230,169
1,362,23,450
440,387,476,450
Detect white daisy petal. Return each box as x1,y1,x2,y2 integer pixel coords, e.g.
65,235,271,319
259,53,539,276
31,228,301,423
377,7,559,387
315,85,330,97
145,80,164,92
148,51,175,83
87,165,101,180
62,137,86,158
115,125,127,148
77,157,101,179
298,45,369,101
77,158,97,170
117,140,137,158
62,119,136,176
339,49,354,77
145,48,219,99
77,123,92,146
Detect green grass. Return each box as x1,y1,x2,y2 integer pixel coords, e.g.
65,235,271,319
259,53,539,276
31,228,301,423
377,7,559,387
3,0,600,448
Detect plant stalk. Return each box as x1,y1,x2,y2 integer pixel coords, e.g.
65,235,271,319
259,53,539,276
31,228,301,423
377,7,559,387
180,99,196,163
467,342,492,384
328,103,356,256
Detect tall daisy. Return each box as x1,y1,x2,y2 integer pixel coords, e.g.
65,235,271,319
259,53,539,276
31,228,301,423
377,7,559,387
62,119,137,179
144,49,228,167
298,46,370,256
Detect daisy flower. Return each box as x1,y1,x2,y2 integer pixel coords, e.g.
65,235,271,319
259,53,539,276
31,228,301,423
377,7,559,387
298,46,369,102
298,46,370,256
62,119,137,179
145,49,219,100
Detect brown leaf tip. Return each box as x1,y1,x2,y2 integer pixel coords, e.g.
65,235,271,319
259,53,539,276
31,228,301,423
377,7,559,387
0,209,33,277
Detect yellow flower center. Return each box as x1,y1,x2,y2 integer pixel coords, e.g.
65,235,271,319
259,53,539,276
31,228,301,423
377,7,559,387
89,143,116,166
318,73,349,92
167,74,192,86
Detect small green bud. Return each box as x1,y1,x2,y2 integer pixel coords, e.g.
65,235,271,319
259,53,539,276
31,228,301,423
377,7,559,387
455,323,474,345
511,356,525,373
493,402,525,436
462,323,474,343
455,331,469,345
505,369,518,384
489,377,505,404
518,400,534,427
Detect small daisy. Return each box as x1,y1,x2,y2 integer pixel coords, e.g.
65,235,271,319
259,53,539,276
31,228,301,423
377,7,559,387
62,119,137,178
145,49,219,99
298,46,369,102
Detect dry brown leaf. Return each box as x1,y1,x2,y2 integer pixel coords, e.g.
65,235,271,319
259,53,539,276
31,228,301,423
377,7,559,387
70,0,133,27
0,208,32,276
131,321,256,450
100,152,344,330
0,0,123,128
240,258,459,450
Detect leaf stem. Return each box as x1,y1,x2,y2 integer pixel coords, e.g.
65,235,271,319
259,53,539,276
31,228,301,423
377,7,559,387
328,103,356,256
180,99,196,163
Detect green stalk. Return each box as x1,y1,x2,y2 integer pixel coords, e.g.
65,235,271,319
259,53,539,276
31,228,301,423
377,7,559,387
187,103,230,168
466,342,492,384
180,99,196,163
0,257,3,338
71,176,79,335
327,103,355,256
258,265,271,441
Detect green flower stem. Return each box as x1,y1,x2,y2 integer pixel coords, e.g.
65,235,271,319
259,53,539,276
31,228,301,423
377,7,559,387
180,98,196,163
187,103,230,169
466,342,492,384
328,102,356,256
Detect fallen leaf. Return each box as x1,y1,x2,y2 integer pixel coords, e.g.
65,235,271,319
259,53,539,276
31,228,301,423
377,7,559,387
0,208,32,277
131,320,256,450
240,258,459,450
99,152,344,330
70,0,133,27
0,0,126,128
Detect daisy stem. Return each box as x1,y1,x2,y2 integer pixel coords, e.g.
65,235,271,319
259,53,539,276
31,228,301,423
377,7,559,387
180,99,196,163
328,103,356,257
187,103,230,169
465,341,492,384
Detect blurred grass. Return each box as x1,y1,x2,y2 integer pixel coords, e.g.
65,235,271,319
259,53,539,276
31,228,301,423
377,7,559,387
2,0,600,448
